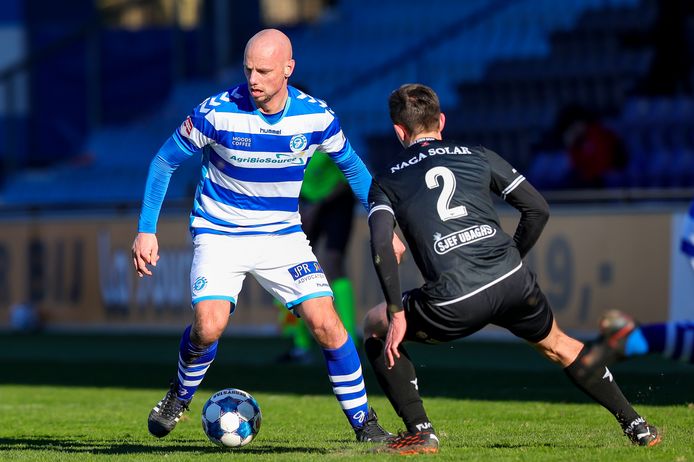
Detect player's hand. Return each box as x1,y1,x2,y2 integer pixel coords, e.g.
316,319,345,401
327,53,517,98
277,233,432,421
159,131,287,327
132,232,160,277
392,234,406,264
384,310,407,369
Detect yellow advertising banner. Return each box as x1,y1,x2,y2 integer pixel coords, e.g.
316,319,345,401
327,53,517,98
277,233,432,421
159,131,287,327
0,208,679,333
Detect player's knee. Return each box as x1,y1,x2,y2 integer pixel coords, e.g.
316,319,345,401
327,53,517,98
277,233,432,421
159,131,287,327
363,303,388,339
192,315,226,345
308,313,346,348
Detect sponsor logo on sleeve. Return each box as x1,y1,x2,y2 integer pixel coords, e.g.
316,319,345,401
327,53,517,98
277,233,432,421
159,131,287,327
181,116,194,137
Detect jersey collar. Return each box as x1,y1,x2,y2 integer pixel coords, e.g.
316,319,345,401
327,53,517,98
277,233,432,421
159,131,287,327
409,137,437,146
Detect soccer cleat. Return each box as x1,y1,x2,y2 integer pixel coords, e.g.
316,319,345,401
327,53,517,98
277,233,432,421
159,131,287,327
599,310,639,355
582,310,638,368
623,417,662,447
148,381,190,438
354,408,393,442
374,430,440,454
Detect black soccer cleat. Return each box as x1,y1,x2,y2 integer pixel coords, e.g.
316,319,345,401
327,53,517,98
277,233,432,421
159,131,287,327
354,408,393,442
374,430,440,454
623,417,662,447
148,381,190,438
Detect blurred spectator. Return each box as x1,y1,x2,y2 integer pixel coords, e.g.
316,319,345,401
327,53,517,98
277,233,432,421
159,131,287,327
637,0,694,95
556,104,628,189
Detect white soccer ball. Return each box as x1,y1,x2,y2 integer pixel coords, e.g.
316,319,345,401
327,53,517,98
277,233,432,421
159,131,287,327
201,388,262,448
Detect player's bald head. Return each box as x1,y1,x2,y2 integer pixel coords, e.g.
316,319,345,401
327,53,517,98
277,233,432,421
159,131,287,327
244,29,293,63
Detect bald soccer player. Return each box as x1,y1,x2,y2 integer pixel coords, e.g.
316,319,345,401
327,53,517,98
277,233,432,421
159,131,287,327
133,29,402,442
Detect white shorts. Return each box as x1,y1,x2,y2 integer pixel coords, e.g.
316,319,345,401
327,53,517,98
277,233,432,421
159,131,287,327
189,232,333,311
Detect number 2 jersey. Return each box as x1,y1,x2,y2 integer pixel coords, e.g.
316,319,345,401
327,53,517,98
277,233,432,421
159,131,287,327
368,138,548,306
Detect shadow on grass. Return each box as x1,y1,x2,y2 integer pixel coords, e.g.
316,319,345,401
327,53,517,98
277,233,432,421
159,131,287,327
0,436,329,455
1,333,692,405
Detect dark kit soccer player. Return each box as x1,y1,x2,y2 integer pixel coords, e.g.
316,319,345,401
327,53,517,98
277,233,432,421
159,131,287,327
363,83,661,454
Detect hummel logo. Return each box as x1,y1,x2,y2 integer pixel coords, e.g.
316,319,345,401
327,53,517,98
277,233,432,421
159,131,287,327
602,367,613,382
410,378,418,390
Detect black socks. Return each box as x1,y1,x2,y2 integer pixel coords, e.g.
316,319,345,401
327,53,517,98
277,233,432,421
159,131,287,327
364,337,433,433
564,345,640,428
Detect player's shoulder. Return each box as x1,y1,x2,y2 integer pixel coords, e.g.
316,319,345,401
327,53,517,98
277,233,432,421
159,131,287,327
434,139,486,155
375,139,486,177
286,86,336,118
193,84,253,116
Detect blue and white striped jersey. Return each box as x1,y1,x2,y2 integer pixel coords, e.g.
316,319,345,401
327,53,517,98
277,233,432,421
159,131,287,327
167,84,368,236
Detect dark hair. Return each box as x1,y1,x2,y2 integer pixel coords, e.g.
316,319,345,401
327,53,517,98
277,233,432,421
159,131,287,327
388,84,441,135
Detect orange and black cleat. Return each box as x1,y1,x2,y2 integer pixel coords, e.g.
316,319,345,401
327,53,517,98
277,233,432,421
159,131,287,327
624,417,662,447
374,430,439,455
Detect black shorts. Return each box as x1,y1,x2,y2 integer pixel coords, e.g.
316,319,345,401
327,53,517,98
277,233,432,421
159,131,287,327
399,264,553,344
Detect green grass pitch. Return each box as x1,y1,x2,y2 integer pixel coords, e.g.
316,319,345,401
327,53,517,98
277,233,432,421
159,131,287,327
0,333,692,461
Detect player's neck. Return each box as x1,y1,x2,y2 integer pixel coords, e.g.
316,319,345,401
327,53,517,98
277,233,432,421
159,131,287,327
408,131,441,146
257,88,289,115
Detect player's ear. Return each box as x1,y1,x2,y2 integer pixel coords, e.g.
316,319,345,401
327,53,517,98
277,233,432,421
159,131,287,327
393,124,408,147
284,59,295,79
438,113,446,134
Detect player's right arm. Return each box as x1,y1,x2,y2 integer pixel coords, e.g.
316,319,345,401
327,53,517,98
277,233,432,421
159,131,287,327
132,101,216,276
368,181,406,367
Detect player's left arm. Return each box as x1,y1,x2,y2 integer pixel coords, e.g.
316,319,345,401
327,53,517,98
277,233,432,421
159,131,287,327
484,147,550,258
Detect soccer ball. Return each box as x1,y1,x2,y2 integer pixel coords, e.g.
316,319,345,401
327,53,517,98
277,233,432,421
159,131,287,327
201,388,262,448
